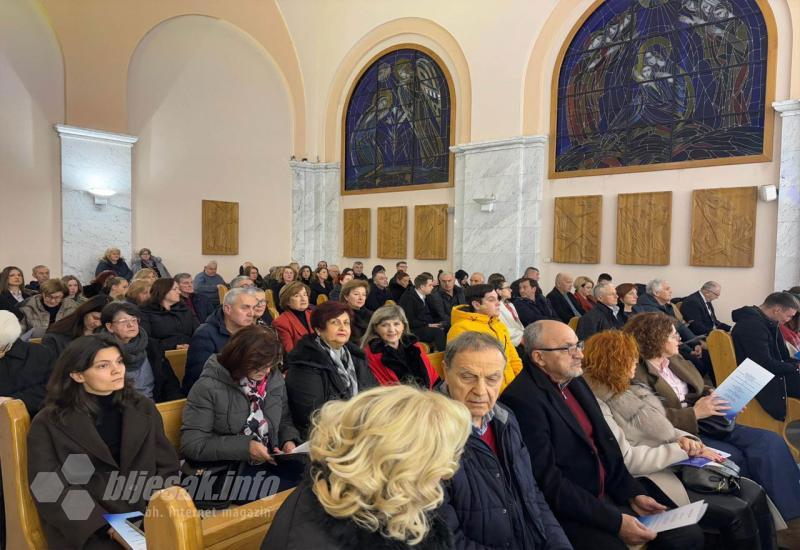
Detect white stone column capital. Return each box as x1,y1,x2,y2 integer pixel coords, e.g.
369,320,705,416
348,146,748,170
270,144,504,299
55,124,138,146
772,100,800,118
450,135,547,155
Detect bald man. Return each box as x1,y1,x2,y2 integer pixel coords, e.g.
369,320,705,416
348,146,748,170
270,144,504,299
500,320,703,550
469,272,485,286
193,260,226,307
546,272,585,323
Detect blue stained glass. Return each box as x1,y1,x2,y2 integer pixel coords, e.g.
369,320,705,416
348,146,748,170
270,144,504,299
556,0,768,173
344,49,451,191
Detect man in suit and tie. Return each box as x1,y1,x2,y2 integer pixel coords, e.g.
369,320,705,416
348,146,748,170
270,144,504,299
547,273,585,323
399,272,446,351
679,281,732,336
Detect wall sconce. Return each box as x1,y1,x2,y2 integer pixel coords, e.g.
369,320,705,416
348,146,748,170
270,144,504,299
473,194,497,213
758,184,778,202
88,188,116,206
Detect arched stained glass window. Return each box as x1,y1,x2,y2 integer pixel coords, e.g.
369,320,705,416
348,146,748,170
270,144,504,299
553,0,770,176
343,48,452,193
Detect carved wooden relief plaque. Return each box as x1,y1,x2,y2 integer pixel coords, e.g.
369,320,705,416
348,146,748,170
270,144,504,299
616,192,672,265
414,204,448,260
377,207,407,259
553,195,602,263
343,208,371,258
691,186,757,267
202,200,239,255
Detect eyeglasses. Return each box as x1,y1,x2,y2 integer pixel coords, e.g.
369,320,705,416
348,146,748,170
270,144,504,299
113,318,139,326
328,318,351,328
535,341,584,354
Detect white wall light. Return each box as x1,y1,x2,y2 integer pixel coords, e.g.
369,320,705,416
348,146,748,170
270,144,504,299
88,188,116,206
473,195,497,213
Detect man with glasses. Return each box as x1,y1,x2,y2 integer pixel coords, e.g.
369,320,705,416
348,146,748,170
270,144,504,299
499,320,703,550
680,281,732,336
576,283,623,340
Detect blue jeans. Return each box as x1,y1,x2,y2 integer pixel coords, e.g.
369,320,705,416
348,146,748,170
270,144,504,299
701,424,800,521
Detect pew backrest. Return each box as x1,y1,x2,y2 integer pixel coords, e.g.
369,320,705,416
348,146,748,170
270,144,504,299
165,348,188,383
156,398,186,451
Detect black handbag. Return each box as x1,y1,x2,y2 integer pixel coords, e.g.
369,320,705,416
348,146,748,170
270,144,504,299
679,459,741,494
698,414,736,439
179,459,245,509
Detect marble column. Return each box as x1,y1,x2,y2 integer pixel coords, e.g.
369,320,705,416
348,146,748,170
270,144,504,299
772,100,800,291
451,136,547,278
54,125,137,283
290,161,340,266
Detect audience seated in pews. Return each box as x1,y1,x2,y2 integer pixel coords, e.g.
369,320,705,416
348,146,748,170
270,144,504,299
583,330,777,550
181,325,302,498
365,270,391,311
174,272,212,323
615,282,638,325
272,282,312,354
339,279,371,343
546,272,585,323
309,267,331,303
19,279,78,339
0,311,53,415
285,301,378,439
262,385,469,548
500,320,705,550
43,295,110,357
125,279,152,306
183,287,258,393
731,291,800,420
626,312,800,522
494,278,525,347
61,275,83,303
95,247,133,281
438,331,571,550
139,278,199,351
448,284,522,391
680,281,732,335
398,273,446,352
24,265,51,294
131,247,170,278
362,305,438,389
513,277,556,327
576,282,623,341
101,302,183,402
389,270,411,302
573,276,596,312
427,271,466,331
0,266,33,320
193,260,225,308
28,334,179,548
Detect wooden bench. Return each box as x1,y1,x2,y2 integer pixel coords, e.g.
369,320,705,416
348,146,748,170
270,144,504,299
568,316,579,331
428,351,444,379
28,338,42,345
217,285,228,305
166,348,188,384
316,294,328,305
707,329,800,461
264,290,280,320
156,398,186,450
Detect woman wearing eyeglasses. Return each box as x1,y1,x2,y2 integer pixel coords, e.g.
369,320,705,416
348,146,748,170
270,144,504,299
625,312,800,524
285,301,378,439
101,301,183,403
182,325,302,498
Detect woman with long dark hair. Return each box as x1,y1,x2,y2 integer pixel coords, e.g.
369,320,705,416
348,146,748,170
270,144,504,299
43,294,111,357
28,334,179,548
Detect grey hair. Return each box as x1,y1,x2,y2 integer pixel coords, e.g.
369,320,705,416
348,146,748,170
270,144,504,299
229,275,251,288
206,260,218,267
701,281,720,292
444,332,506,371
361,305,412,347
593,282,615,299
223,287,257,306
646,278,666,295
173,272,191,283
522,321,548,355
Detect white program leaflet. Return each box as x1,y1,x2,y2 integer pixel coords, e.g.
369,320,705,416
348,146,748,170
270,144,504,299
638,500,708,533
713,358,774,419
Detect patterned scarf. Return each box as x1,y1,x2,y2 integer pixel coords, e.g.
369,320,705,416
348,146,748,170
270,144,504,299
239,375,270,450
317,336,358,397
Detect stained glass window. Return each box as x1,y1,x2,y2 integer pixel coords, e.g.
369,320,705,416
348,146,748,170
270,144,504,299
344,49,451,192
555,0,768,174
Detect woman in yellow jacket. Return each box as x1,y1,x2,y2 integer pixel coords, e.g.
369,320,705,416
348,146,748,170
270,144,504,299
446,284,523,391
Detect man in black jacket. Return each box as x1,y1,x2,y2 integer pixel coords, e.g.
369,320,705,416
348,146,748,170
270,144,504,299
364,270,390,311
514,278,557,326
546,273,585,323
398,273,446,351
439,331,571,550
680,281,732,336
427,272,465,330
500,320,703,550
731,291,800,421
576,283,622,340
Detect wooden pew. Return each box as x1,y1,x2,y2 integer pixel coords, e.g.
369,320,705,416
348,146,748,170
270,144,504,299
28,338,42,345
166,348,188,384
707,329,800,461
316,294,328,305
428,351,444,379
568,316,579,331
156,398,186,450
264,290,280,320
217,285,228,305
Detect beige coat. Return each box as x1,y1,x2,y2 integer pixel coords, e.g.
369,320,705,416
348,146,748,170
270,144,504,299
586,376,699,507
18,296,78,338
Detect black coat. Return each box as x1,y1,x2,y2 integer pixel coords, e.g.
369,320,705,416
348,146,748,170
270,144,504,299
139,301,199,351
28,395,179,548
0,339,53,415
95,259,133,281
398,290,435,330
285,335,378,439
428,287,466,327
144,338,184,403
680,291,731,335
575,303,623,341
389,280,410,302
546,288,585,324
262,480,452,550
634,292,699,351
513,297,556,327
184,307,230,393
731,305,800,420
499,360,645,535
364,285,391,311
440,401,572,550
309,280,331,303
0,290,27,320
350,307,372,344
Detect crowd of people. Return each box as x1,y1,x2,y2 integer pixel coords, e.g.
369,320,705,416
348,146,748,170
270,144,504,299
1,249,800,549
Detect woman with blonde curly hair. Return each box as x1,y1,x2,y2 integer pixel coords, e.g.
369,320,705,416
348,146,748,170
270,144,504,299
95,247,133,280
262,384,471,549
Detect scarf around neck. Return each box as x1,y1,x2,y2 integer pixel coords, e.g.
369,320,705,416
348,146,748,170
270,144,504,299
317,336,358,397
114,329,149,371
240,375,271,454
